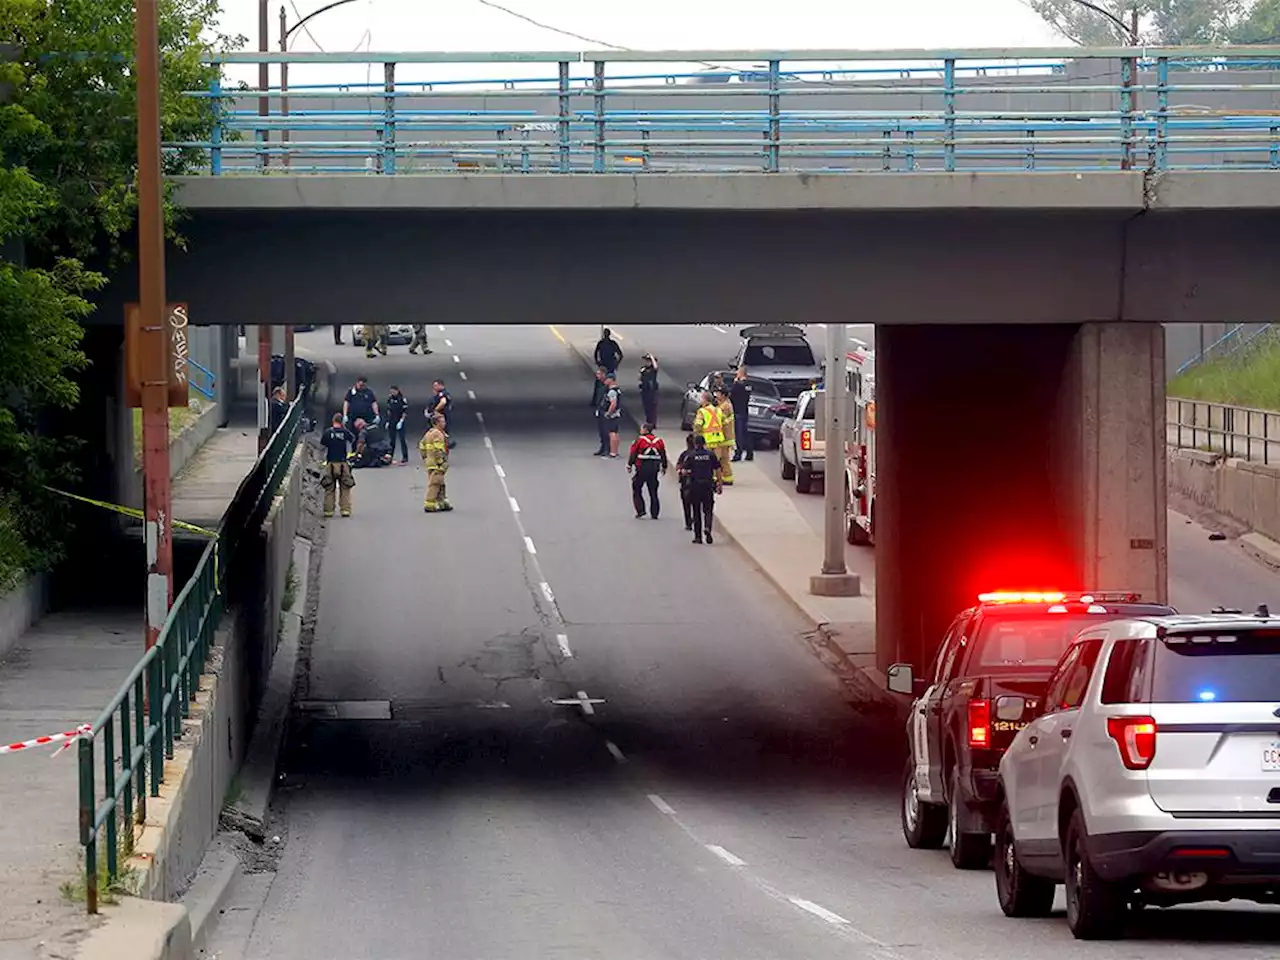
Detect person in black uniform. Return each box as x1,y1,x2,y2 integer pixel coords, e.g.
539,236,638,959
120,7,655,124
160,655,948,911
729,367,754,462
385,384,410,464
638,353,660,427
594,327,623,375
685,434,723,544
675,434,697,530
626,422,669,519
319,414,356,517
427,379,455,449
343,375,379,428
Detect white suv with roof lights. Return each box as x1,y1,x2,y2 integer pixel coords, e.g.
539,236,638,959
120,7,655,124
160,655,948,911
993,614,1280,940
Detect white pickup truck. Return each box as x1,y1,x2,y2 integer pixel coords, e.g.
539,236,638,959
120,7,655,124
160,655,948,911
779,389,825,493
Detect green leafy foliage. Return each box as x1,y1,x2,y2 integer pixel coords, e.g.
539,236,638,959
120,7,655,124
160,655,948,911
1024,0,1268,44
0,0,240,587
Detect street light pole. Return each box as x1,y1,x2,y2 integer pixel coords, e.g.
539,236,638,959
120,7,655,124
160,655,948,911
135,0,173,650
256,0,273,443
809,322,860,599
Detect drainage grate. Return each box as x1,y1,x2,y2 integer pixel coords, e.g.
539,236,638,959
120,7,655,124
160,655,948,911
295,700,392,720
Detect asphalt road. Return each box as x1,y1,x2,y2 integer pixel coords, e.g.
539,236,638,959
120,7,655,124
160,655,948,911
210,324,1277,960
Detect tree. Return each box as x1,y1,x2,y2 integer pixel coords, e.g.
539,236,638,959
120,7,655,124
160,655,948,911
1231,0,1280,41
1025,0,1249,44
0,0,241,588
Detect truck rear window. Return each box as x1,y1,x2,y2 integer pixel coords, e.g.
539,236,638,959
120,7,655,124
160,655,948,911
1152,633,1280,703
743,343,814,366
971,615,1100,672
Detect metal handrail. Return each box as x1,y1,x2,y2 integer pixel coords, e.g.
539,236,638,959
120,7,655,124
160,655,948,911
76,393,306,913
181,48,1280,176
1166,396,1280,465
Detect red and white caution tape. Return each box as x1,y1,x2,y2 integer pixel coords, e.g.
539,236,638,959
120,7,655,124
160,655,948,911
0,723,93,758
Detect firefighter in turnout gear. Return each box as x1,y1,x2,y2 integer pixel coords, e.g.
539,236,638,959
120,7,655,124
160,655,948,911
319,414,356,517
693,392,727,486
713,389,735,485
363,324,387,358
627,422,669,519
419,413,452,512
408,324,432,355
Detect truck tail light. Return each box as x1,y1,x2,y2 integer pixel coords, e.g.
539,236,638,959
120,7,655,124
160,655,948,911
1106,716,1157,770
801,429,812,451
968,699,991,749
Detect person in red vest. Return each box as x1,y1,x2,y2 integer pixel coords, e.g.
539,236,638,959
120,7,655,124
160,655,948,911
626,422,669,519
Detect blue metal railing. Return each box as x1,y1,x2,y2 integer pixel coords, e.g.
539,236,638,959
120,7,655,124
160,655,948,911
171,46,1280,175
187,358,216,401
1175,322,1276,376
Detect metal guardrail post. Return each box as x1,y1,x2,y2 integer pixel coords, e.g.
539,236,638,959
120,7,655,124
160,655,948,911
520,127,530,173
881,130,891,171
943,58,956,172
1025,129,1035,170
209,77,223,176
1120,56,1134,171
641,128,650,170
148,655,163,794
905,129,916,172
103,717,117,879
383,62,396,175
558,61,570,174
78,736,96,913
767,60,781,173
1155,56,1169,171
593,61,606,173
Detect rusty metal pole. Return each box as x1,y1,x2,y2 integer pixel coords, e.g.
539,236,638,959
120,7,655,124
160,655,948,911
258,324,272,450
135,0,173,650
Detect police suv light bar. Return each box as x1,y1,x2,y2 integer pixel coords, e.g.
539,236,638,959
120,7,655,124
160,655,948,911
977,590,1142,605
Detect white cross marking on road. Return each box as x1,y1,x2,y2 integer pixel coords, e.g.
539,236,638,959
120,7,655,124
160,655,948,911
550,690,606,716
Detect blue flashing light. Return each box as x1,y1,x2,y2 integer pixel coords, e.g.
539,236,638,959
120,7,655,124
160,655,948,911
1198,689,1217,702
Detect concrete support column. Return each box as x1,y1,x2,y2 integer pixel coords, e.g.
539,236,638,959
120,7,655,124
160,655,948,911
875,322,1167,675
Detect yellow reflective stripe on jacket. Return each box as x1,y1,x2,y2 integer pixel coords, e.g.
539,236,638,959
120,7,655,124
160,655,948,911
695,406,725,445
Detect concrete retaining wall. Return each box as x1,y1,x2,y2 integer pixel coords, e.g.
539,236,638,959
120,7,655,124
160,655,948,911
0,574,47,660
126,447,306,901
1168,447,1280,541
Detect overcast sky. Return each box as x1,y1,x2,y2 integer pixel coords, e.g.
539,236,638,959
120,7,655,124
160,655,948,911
213,0,1070,87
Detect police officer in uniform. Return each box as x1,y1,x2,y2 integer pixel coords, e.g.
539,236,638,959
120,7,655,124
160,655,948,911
676,434,697,530
385,384,410,464
685,434,723,544
343,375,378,428
319,414,356,517
626,422,669,519
638,353,660,426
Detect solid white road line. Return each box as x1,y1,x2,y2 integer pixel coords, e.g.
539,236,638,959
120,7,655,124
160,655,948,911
605,741,626,763
788,898,850,926
524,536,537,555
707,845,746,867
509,496,521,513
556,634,573,658
647,794,676,816
494,464,505,479
467,389,476,400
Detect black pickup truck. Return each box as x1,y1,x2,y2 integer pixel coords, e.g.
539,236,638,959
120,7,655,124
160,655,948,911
887,591,1177,869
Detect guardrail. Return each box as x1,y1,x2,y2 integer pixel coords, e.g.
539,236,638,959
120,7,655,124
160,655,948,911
169,46,1280,175
77,394,306,913
1166,397,1280,465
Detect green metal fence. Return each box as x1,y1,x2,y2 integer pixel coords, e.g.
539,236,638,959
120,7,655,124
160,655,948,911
77,396,306,913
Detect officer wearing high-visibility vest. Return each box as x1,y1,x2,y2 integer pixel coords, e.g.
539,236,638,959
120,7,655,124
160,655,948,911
693,391,724,453
712,389,735,485
626,422,669,519
419,413,452,512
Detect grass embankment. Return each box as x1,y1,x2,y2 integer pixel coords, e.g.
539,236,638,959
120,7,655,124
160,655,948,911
1168,334,1280,411
131,399,202,467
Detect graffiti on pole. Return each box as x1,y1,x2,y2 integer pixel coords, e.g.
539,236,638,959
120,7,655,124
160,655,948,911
169,303,189,389
125,302,192,408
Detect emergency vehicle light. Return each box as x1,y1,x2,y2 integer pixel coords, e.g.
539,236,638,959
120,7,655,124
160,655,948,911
978,591,1066,605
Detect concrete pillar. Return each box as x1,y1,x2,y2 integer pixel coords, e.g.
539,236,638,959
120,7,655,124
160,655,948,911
875,323,1167,675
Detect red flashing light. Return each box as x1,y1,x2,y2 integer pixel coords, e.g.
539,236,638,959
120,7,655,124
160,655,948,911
968,699,991,749
1107,716,1157,770
978,591,1067,605
800,429,813,451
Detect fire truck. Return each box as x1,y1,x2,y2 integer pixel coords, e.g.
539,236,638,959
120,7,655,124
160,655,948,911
844,343,875,546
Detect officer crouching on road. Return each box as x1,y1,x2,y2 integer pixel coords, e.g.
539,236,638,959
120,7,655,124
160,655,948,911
319,413,356,518
684,434,723,545
627,422,669,519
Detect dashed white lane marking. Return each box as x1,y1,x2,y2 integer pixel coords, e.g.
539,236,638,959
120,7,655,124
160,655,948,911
816,322,828,328
452,354,460,363
493,464,505,479
605,741,627,763
467,389,476,400
476,411,486,426
445,338,453,347
437,324,446,332
788,898,850,926
576,690,596,716
539,581,554,604
483,436,493,449
647,793,676,816
523,536,537,555
509,496,521,513
712,325,727,334
556,634,573,658
707,845,746,867
459,371,468,381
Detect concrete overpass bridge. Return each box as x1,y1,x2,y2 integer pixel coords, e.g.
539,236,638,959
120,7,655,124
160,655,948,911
86,45,1280,674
